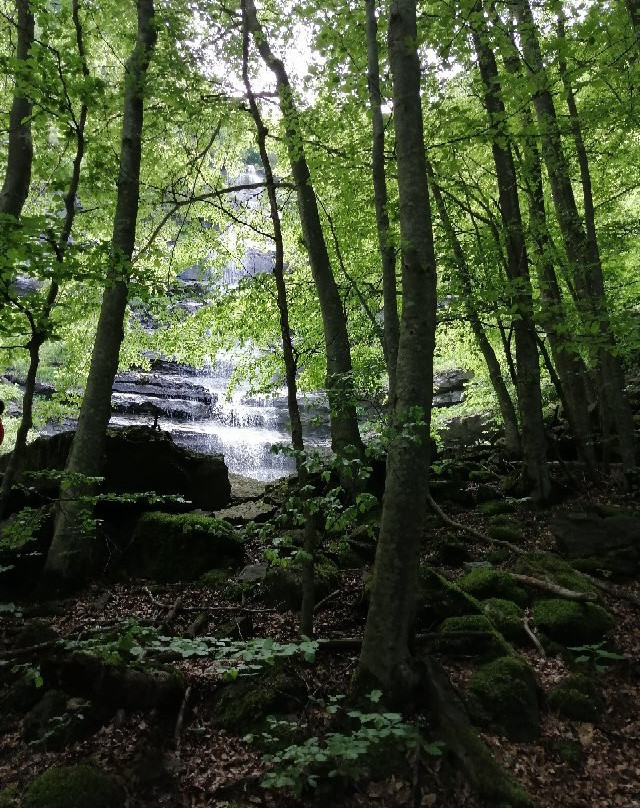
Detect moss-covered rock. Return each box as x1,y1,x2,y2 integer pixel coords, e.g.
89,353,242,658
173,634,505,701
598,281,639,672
22,689,100,750
547,674,605,722
457,568,528,607
261,555,340,610
126,511,243,582
481,598,525,642
467,655,540,741
438,614,511,658
532,599,614,645
210,663,306,732
514,552,596,596
476,499,517,517
416,566,482,627
0,785,19,808
547,737,584,767
487,522,523,544
468,469,497,484
198,568,232,588
23,765,123,808
437,540,471,567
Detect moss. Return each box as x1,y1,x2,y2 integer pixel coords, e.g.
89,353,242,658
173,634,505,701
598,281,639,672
476,499,517,517
548,737,584,767
468,469,496,483
572,548,639,580
0,785,19,808
457,568,528,607
514,552,596,596
261,555,340,610
487,524,523,544
438,614,511,658
467,656,540,741
23,765,123,808
532,599,614,645
416,566,482,626
128,511,243,582
547,674,604,722
211,664,305,732
199,568,232,588
481,598,525,642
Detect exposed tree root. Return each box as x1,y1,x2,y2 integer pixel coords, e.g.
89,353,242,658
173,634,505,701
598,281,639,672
578,573,640,607
426,491,523,553
523,612,546,657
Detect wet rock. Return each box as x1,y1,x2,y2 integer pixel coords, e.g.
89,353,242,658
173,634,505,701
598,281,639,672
22,689,100,750
214,499,276,525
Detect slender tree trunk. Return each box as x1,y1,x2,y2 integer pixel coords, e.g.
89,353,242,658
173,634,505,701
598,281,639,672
43,0,157,591
358,0,437,694
511,0,636,471
0,1,89,521
244,0,363,458
0,0,34,217
240,1,316,638
426,158,521,455
365,0,400,410
470,4,550,501
493,15,596,467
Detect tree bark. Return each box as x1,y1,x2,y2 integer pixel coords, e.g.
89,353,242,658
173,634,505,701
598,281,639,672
0,0,89,521
240,0,317,638
0,0,34,217
511,0,636,471
365,0,400,411
244,0,363,457
426,157,521,456
470,4,550,501
358,0,437,693
43,0,157,591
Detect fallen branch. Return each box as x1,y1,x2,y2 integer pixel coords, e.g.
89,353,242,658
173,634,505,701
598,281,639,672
174,684,192,752
143,588,274,614
426,492,523,554
510,573,597,602
523,612,545,657
314,589,340,613
579,573,640,607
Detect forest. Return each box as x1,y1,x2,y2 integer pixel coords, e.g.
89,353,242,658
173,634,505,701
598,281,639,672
0,0,639,806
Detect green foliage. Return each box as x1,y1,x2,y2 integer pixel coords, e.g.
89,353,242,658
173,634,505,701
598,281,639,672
568,642,627,674
0,508,46,551
248,694,443,795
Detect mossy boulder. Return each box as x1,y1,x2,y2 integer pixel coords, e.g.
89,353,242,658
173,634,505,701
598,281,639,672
23,765,123,808
547,673,605,722
261,555,340,610
438,614,511,658
416,566,482,627
22,689,100,750
210,663,306,732
475,499,517,517
125,511,243,582
481,598,525,642
467,655,540,741
532,599,614,645
457,568,528,607
514,551,596,596
487,522,523,544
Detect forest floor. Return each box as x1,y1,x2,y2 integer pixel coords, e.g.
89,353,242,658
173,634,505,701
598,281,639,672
1,464,639,808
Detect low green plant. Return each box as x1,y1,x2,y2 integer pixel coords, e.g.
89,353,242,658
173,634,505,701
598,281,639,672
247,692,443,795
568,642,627,673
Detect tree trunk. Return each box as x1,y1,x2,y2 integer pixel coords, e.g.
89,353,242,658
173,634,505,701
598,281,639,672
365,0,400,411
0,0,34,217
0,0,89,521
43,0,157,592
470,4,550,501
426,158,521,456
244,0,363,458
358,0,437,693
240,0,317,638
494,15,596,467
511,0,636,471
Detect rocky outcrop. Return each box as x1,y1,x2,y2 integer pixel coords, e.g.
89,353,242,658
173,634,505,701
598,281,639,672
0,426,231,511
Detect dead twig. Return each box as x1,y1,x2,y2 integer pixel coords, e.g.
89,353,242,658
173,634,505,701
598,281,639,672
313,589,341,613
174,684,192,752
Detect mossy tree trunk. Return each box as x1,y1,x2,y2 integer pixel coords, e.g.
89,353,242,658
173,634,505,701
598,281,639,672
358,0,437,693
43,0,157,592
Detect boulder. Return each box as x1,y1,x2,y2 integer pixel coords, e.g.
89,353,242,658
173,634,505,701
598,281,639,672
547,673,604,722
22,689,100,750
532,599,614,645
23,765,123,808
457,568,529,607
0,426,231,513
467,655,540,741
125,511,243,582
551,508,640,559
